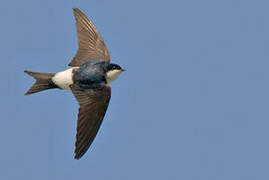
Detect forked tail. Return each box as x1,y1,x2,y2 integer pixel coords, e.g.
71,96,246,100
24,70,57,95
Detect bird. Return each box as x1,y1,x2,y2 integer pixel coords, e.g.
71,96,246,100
24,8,125,159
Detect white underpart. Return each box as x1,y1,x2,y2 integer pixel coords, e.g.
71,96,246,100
106,69,123,84
52,67,78,90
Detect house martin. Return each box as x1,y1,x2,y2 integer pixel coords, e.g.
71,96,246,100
24,8,124,159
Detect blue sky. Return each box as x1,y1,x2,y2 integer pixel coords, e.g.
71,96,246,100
1,0,269,179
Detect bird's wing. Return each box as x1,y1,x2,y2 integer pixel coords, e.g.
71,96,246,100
68,8,110,67
70,84,111,159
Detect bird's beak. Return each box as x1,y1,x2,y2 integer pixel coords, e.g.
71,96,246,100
121,69,126,72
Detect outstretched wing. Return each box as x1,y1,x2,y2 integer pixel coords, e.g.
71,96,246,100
70,84,111,159
69,8,110,67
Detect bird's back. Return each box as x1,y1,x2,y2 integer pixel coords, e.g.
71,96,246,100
73,61,108,89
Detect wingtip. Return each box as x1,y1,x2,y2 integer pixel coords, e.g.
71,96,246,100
24,70,30,74
24,90,34,96
72,7,80,13
74,154,81,160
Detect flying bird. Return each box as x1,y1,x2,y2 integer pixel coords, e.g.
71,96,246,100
24,8,125,159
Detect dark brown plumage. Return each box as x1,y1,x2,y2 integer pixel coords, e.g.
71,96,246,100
69,8,110,67
24,71,56,95
68,8,113,159
70,85,111,159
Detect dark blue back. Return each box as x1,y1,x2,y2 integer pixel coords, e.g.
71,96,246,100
73,61,109,89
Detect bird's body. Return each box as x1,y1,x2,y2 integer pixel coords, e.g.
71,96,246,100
52,61,123,90
24,8,124,159
52,67,78,90
73,61,107,89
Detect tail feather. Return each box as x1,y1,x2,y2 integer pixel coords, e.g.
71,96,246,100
24,70,57,95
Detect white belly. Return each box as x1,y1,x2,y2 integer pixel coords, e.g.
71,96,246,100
52,67,78,90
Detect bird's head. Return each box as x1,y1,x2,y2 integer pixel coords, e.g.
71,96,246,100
105,63,125,84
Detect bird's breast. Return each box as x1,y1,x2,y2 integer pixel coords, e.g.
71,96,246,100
52,67,79,90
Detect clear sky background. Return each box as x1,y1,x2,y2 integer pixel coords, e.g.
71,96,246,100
1,0,269,179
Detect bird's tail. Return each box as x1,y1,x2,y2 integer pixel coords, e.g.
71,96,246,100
24,70,57,95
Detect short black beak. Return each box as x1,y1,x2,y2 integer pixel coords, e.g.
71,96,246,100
122,69,126,72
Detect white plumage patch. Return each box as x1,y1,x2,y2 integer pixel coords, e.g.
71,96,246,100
52,67,78,90
106,69,122,84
